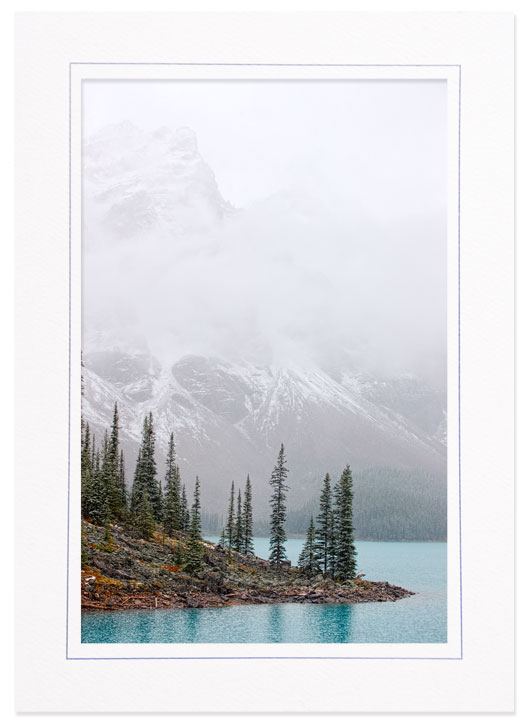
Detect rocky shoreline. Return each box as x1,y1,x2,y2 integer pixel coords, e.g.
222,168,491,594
81,520,415,612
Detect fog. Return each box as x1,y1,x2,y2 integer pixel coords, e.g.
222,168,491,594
83,80,447,382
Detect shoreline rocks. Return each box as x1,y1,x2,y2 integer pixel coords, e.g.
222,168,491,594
81,519,415,612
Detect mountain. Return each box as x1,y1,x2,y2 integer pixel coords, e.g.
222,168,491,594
81,122,447,539
82,349,446,521
83,122,234,244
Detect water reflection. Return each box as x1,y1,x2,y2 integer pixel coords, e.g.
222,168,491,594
81,542,447,644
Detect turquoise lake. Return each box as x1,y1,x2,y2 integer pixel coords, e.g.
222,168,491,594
81,538,447,643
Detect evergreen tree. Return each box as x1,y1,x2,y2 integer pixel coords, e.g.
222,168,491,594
90,449,109,525
118,450,127,514
185,477,203,572
314,473,334,577
163,433,182,536
226,481,235,550
298,517,320,577
130,413,163,522
130,446,144,513
105,403,122,518
218,528,227,547
191,476,202,537
180,484,190,533
328,508,337,578
135,490,156,540
268,443,289,568
242,475,254,555
333,465,357,580
81,421,93,518
233,489,243,552
100,429,110,512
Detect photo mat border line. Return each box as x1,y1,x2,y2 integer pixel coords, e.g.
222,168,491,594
67,62,461,660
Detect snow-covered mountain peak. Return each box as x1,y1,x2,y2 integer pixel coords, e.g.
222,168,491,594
83,123,234,241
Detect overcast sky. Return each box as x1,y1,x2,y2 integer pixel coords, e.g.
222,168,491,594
83,80,447,381
83,79,446,213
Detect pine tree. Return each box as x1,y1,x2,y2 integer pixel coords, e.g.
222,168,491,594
242,475,254,555
135,490,156,540
90,449,109,525
314,473,334,576
180,484,190,533
226,481,235,550
298,517,320,577
118,450,127,515
328,508,337,578
218,528,227,547
185,477,203,573
163,433,182,536
130,413,163,522
233,489,243,552
333,465,357,580
268,443,289,568
81,421,93,518
191,476,202,537
104,403,122,519
130,446,144,513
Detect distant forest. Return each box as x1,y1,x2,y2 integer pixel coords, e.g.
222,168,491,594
202,467,446,542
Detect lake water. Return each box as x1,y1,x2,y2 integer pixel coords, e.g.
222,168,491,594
81,538,446,643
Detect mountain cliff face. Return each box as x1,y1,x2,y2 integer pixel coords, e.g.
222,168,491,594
81,122,447,532
82,350,446,516
83,122,233,242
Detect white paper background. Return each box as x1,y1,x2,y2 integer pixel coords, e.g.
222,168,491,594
14,10,514,713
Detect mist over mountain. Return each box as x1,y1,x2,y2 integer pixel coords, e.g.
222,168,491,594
82,109,447,539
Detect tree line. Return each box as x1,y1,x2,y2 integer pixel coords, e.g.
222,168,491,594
297,468,357,580
81,404,203,572
81,403,357,580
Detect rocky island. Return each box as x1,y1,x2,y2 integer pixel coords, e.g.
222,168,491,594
81,520,414,611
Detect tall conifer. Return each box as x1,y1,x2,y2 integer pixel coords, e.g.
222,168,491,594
118,450,127,514
268,443,289,568
180,484,190,533
90,449,109,525
226,481,235,550
185,477,203,572
163,433,182,536
233,489,243,552
314,473,334,576
242,475,254,555
81,421,93,518
135,490,155,540
130,413,163,522
298,517,320,576
333,465,357,580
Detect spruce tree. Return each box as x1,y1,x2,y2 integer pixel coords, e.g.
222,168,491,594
233,489,243,552
81,421,93,519
298,517,320,577
242,475,254,555
328,508,337,578
130,446,144,513
163,433,182,536
314,473,334,577
268,443,289,568
90,449,109,525
104,402,122,519
130,413,163,522
333,465,357,580
218,528,227,547
226,481,235,550
118,450,127,515
191,476,202,537
180,484,190,533
185,477,203,572
135,490,156,540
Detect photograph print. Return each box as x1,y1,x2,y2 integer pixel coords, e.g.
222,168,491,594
79,79,448,645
